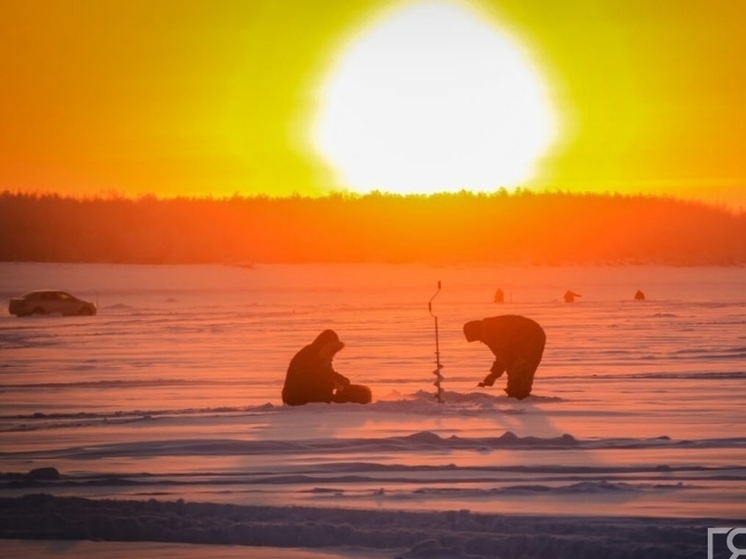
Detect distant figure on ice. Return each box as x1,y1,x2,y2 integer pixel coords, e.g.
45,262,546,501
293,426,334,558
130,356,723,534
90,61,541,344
493,288,505,303
282,329,372,406
463,315,546,400
564,290,581,303
634,290,646,301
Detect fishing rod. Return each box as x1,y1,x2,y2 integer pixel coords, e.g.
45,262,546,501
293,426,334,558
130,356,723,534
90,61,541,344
428,280,444,404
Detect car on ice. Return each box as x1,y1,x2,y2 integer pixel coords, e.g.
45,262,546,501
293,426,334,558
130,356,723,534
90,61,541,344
8,290,97,317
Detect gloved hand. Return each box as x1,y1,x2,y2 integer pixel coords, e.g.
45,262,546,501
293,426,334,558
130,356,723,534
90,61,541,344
478,373,497,388
478,361,505,388
334,373,351,390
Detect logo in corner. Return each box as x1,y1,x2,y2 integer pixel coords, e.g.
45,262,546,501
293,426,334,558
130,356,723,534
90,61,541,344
708,527,746,559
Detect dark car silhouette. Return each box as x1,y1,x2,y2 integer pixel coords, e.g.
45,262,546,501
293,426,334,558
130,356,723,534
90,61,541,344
9,290,97,317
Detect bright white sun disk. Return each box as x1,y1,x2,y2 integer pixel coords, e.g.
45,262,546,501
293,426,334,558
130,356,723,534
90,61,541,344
312,0,557,194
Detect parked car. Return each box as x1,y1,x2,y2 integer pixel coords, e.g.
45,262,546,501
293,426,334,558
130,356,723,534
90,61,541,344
8,290,97,317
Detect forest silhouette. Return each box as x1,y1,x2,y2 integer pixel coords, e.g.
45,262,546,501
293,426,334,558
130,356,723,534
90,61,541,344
1,190,744,265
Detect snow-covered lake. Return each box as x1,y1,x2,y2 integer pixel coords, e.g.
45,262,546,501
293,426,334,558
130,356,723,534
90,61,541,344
1,263,745,558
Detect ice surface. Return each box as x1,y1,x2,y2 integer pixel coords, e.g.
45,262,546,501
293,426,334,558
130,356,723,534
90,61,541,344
1,263,745,557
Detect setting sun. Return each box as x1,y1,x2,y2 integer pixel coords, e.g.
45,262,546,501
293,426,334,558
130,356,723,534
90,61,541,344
311,0,559,195
2,1,745,206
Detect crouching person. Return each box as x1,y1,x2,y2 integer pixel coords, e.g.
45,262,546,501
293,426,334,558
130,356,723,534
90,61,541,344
282,329,372,406
463,315,546,400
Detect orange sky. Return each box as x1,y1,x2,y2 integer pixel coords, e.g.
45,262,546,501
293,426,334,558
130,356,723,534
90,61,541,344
2,0,746,208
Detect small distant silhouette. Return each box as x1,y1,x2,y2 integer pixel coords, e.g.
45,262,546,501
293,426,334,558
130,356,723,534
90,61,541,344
281,330,371,406
564,290,581,303
634,290,646,301
493,288,504,303
463,315,546,400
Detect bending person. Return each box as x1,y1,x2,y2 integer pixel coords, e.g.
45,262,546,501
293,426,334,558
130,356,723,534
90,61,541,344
282,329,371,406
463,315,546,400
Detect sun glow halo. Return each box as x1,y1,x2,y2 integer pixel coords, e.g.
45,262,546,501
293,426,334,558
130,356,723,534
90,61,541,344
311,0,558,195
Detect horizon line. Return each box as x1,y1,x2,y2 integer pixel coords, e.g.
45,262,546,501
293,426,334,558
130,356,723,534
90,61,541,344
2,187,742,210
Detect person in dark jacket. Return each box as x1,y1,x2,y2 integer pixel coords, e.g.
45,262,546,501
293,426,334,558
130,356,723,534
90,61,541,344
463,315,546,400
282,329,371,406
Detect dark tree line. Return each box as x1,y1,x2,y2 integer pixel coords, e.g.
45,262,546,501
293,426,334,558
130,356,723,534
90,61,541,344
1,190,744,265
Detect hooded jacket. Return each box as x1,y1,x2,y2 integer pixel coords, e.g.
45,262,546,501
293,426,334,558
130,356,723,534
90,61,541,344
463,315,546,399
464,315,545,367
282,330,350,406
